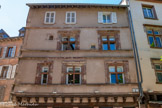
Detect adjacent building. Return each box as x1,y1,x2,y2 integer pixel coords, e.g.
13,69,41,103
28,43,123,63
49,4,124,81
12,3,140,108
0,30,24,108
121,0,162,108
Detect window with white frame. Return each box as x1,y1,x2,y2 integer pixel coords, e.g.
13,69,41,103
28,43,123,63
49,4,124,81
66,12,76,24
66,66,81,84
44,12,55,24
98,12,117,24
41,67,49,84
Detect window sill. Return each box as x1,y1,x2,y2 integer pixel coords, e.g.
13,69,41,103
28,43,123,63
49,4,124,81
156,82,162,84
150,47,162,49
144,17,158,20
102,23,113,25
64,23,76,25
44,23,55,25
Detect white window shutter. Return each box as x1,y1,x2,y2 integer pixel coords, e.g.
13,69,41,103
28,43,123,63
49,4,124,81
0,66,3,77
11,46,16,57
6,65,12,79
2,47,7,58
98,12,103,23
11,65,17,79
111,12,117,23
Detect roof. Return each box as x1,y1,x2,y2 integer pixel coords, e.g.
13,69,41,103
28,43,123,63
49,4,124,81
19,27,25,31
26,3,128,9
0,29,10,38
0,36,24,42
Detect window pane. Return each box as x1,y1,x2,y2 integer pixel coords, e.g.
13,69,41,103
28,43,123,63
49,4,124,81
118,74,124,83
147,8,153,18
147,30,153,34
70,37,75,41
62,37,68,41
148,36,154,47
67,68,73,73
67,13,70,17
46,18,49,23
155,65,161,70
157,73,162,82
42,74,48,84
42,67,49,72
71,18,75,22
67,17,70,23
69,43,75,50
75,67,81,73
72,13,75,17
154,31,159,35
62,43,68,50
1,66,8,78
50,18,54,23
110,44,116,50
68,74,73,84
75,74,80,84
117,66,123,72
106,15,111,23
102,36,107,41
102,44,108,50
156,37,162,48
111,74,116,84
143,8,148,17
46,13,50,17
103,15,106,23
109,36,115,41
109,66,115,72
51,13,54,17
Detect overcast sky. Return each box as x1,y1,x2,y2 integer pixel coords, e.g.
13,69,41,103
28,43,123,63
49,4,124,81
0,0,121,36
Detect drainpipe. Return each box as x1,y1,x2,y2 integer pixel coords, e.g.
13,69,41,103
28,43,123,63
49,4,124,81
126,0,144,105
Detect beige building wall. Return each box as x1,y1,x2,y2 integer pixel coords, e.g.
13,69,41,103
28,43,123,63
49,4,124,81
128,0,162,92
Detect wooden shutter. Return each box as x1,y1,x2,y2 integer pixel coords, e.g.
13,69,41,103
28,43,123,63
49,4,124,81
124,61,130,83
98,36,102,50
61,64,67,84
11,65,17,79
35,63,42,84
0,66,3,77
11,46,16,57
2,47,7,58
0,86,5,101
0,47,2,58
57,40,62,50
6,65,12,79
75,35,80,50
115,33,121,50
98,12,103,23
81,65,86,84
111,12,117,23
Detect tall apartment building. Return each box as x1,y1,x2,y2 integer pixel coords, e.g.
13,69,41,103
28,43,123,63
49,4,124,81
0,29,24,108
121,0,162,108
12,3,140,108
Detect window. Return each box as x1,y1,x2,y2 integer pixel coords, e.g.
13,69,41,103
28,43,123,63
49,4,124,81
101,36,116,50
6,47,13,57
62,37,76,50
91,44,96,50
66,67,81,84
0,86,5,102
0,66,9,79
142,5,157,19
98,12,117,24
109,65,124,84
147,30,162,48
49,36,54,40
41,67,49,84
154,64,162,83
44,12,55,24
66,12,76,24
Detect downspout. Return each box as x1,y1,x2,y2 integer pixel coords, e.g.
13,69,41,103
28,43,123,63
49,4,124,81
127,0,144,104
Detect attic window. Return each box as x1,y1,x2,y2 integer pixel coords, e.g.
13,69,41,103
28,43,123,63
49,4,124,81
49,36,54,40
